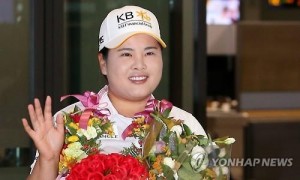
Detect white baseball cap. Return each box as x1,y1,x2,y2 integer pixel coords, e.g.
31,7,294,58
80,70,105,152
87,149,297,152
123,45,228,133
98,5,167,51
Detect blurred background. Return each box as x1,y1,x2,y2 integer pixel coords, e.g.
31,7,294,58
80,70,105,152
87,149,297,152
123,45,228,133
0,0,300,179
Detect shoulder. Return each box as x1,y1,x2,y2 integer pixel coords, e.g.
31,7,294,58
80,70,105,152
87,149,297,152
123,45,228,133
169,106,206,136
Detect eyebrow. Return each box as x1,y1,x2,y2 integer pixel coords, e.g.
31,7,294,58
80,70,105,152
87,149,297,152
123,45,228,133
117,46,158,52
145,46,158,50
117,48,133,52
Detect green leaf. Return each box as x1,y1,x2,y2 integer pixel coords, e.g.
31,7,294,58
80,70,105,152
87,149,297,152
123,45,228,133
178,159,202,180
66,124,77,135
195,135,209,146
162,164,175,180
183,124,192,136
174,140,197,173
142,120,163,159
160,116,182,130
213,136,229,142
162,108,171,118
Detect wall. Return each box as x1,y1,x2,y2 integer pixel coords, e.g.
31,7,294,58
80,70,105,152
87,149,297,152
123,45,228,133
237,22,300,110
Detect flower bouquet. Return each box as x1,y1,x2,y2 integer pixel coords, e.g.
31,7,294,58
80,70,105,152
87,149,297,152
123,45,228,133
122,99,236,180
57,92,149,180
56,91,235,180
58,92,116,175
58,104,115,175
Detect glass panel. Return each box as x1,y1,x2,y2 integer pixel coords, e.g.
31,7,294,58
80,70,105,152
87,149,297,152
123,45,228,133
65,0,170,99
0,0,31,178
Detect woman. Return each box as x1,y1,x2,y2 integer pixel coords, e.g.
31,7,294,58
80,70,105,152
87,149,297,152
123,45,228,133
22,5,206,179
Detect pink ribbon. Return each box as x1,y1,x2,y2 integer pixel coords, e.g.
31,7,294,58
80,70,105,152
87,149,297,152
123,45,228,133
121,99,173,140
147,99,173,114
61,91,109,129
121,123,139,140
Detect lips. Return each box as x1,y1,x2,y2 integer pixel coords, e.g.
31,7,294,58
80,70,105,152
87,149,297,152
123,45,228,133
129,75,148,83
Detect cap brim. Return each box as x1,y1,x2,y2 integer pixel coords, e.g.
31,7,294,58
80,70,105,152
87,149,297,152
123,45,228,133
105,32,167,49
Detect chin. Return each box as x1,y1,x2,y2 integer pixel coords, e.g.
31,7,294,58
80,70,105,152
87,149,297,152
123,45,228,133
129,90,152,100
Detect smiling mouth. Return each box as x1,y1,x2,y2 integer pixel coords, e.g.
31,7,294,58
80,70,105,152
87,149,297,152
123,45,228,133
129,76,148,82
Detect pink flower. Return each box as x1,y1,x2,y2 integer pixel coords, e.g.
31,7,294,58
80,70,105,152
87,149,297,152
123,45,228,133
159,99,173,113
154,141,166,153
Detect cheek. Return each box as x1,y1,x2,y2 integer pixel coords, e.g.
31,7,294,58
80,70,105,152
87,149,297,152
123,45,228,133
106,62,127,78
150,59,163,74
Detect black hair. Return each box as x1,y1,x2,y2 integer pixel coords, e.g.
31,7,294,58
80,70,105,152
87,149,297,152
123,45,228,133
99,47,109,60
98,47,109,82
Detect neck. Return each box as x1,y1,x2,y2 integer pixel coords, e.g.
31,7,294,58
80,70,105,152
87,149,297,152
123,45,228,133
108,93,150,117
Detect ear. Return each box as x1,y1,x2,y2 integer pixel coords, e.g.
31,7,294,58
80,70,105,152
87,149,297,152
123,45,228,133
98,53,107,75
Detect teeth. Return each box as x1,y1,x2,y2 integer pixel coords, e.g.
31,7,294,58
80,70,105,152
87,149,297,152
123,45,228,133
129,76,146,81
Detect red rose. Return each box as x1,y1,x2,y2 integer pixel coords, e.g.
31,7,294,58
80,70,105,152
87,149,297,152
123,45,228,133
67,153,148,180
70,114,81,123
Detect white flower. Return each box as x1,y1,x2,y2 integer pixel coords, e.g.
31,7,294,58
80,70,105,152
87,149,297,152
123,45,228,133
81,126,97,140
170,125,183,137
224,138,236,145
213,166,229,176
191,145,206,156
218,148,227,158
64,142,87,160
163,157,175,169
76,129,83,137
205,142,219,154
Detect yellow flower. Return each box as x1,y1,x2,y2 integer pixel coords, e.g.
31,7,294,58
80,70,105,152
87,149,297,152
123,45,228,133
88,117,100,126
152,155,163,174
142,124,150,130
59,153,78,172
133,128,141,133
88,119,93,126
69,122,79,130
163,146,171,156
135,117,145,124
105,126,115,136
67,135,79,143
149,171,157,180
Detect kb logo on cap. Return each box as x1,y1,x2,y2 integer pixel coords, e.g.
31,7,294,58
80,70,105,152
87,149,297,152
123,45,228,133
117,10,151,23
117,12,134,23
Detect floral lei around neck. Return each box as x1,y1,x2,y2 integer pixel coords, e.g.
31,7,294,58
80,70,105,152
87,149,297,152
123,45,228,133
58,90,235,180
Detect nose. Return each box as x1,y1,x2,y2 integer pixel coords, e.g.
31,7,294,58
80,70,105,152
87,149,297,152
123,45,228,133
132,55,146,70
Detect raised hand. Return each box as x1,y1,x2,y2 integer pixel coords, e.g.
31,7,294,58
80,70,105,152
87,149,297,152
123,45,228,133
22,96,64,162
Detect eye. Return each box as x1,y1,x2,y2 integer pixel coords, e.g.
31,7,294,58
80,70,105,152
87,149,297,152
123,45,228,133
121,52,132,57
145,51,155,56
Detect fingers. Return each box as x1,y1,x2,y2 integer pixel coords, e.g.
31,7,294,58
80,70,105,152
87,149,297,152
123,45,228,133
28,103,40,130
27,97,52,130
34,98,44,123
44,96,53,123
22,118,35,138
56,113,65,133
